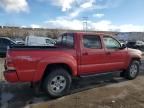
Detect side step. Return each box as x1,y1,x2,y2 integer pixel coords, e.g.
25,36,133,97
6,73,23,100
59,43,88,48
80,71,122,78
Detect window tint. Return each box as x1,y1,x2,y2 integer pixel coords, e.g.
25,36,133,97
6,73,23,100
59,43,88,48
65,34,74,48
57,36,62,43
83,35,102,49
103,36,121,49
62,35,67,46
57,33,74,48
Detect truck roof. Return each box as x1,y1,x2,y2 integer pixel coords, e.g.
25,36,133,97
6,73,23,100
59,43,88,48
66,32,114,36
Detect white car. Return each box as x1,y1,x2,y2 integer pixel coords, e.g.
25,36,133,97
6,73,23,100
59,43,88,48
25,36,56,46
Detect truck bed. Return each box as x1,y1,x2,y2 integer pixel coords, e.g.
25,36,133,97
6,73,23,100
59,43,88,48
9,45,71,51
10,45,58,49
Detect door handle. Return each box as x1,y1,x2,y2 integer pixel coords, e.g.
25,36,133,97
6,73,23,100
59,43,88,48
83,52,88,55
106,52,111,55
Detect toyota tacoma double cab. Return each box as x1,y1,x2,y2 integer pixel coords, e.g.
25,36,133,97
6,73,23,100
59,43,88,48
4,32,142,98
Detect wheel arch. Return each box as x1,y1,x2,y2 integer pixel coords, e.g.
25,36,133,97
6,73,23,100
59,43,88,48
131,57,141,65
33,55,77,82
42,63,73,81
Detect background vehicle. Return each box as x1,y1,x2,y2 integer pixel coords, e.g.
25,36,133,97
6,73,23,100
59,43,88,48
0,37,17,56
126,41,137,49
118,40,128,45
25,35,56,46
15,40,25,45
126,40,144,51
4,32,142,98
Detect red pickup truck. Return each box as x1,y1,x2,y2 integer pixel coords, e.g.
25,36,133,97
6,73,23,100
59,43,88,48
4,32,142,97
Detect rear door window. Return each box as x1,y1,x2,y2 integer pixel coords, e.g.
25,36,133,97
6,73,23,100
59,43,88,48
57,33,74,48
83,35,102,49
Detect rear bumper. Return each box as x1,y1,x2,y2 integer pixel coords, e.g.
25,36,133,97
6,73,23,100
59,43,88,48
4,70,19,82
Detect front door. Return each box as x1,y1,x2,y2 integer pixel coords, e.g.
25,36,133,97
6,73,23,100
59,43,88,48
103,36,127,71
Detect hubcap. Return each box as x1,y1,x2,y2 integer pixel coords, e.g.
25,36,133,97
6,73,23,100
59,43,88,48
130,64,138,77
49,75,66,93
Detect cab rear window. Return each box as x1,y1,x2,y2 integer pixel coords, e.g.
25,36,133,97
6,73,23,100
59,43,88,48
57,33,74,48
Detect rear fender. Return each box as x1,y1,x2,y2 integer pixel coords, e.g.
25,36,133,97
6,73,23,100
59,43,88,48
33,55,77,81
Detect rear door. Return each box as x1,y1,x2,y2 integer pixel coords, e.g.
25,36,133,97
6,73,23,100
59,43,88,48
79,34,107,75
103,36,127,71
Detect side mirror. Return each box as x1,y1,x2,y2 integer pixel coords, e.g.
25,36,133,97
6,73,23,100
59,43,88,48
120,43,127,49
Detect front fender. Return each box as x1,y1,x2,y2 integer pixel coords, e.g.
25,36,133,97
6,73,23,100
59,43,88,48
33,54,77,81
126,48,142,68
128,48,142,59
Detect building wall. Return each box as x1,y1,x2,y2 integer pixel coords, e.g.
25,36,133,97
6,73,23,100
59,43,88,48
116,32,144,41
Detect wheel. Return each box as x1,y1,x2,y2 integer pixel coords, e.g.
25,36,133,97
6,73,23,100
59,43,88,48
43,68,71,98
124,60,140,80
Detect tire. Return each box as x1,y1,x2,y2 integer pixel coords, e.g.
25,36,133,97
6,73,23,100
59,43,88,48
43,68,72,98
124,60,140,80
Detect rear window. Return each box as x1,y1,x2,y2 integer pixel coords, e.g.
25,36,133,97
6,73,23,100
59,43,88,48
57,33,74,48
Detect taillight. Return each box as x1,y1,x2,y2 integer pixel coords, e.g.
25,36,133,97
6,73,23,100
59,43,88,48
5,50,16,71
6,58,16,71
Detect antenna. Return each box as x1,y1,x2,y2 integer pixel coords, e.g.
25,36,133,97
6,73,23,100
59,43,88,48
82,17,88,32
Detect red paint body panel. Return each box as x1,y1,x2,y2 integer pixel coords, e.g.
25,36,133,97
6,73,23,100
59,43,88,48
4,32,142,83
4,71,19,82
